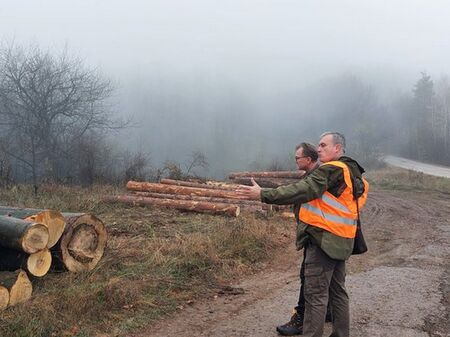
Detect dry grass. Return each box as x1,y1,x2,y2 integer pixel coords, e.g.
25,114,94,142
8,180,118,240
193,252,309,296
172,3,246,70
366,167,450,194
0,184,293,337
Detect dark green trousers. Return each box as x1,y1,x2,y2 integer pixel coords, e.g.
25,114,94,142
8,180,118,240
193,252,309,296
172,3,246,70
302,243,349,337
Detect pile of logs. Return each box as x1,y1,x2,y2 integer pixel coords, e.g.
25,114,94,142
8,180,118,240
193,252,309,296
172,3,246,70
105,170,303,217
0,207,107,310
228,170,305,188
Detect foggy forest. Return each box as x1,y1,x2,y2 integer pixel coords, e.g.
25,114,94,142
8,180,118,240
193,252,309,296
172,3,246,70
1,1,449,189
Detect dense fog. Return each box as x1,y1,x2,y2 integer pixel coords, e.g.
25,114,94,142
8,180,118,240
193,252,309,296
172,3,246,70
1,1,450,184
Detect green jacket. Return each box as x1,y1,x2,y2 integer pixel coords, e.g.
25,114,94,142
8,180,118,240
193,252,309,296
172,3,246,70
261,156,365,261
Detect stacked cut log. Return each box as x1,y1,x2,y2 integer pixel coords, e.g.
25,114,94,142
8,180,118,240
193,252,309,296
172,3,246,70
0,214,50,310
228,170,304,188
0,207,107,310
0,270,32,308
105,171,304,217
52,213,107,272
103,179,275,217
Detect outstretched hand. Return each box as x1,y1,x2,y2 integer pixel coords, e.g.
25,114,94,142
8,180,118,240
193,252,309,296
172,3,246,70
236,178,262,200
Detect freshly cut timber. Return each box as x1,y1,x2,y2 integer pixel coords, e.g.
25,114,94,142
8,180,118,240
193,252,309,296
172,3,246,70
280,212,295,219
52,213,107,272
127,181,247,200
187,179,241,190
132,191,271,211
106,195,240,217
229,171,305,179
0,247,52,277
0,207,66,248
0,270,32,306
160,178,238,191
0,284,8,310
0,215,49,254
230,177,299,188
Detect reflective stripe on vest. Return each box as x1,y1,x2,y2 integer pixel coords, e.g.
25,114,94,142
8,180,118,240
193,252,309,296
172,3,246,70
299,161,360,239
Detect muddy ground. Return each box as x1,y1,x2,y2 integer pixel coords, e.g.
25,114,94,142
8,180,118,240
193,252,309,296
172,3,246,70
131,189,450,337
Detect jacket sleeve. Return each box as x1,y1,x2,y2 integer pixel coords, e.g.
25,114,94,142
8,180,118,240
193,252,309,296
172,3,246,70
260,167,331,205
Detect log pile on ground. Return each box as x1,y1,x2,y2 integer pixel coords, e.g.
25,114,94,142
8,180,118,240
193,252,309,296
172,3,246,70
105,170,303,216
0,207,107,310
228,170,304,187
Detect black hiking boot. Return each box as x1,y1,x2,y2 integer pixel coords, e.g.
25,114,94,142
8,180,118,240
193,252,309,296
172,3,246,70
276,310,303,336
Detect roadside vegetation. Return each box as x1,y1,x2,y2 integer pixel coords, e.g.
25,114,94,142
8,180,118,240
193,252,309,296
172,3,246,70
366,167,450,194
0,184,293,337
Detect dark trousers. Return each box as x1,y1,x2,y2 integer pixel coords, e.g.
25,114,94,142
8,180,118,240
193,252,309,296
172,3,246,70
295,249,332,320
302,243,349,337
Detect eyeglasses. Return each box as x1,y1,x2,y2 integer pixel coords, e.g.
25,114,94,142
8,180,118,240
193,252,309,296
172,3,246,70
295,156,309,161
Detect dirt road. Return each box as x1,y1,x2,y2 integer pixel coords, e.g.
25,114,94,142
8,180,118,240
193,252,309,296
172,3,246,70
133,189,450,337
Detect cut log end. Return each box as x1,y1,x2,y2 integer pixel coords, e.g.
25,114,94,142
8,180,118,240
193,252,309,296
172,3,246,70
27,248,52,277
21,223,49,254
60,214,107,272
0,286,9,311
68,224,99,262
8,270,32,306
26,210,66,248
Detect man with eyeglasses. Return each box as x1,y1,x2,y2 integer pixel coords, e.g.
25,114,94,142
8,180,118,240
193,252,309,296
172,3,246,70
237,132,368,337
276,142,332,336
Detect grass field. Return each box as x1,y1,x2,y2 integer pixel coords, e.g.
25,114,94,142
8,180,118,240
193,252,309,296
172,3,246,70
0,184,292,337
1,167,449,336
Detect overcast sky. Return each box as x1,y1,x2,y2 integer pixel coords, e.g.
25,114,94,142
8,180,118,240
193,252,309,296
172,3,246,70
2,0,450,81
2,1,450,175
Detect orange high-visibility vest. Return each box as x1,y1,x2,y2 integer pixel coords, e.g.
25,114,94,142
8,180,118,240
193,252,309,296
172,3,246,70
299,161,369,239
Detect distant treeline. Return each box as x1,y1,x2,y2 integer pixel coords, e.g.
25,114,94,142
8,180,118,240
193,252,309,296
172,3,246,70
0,42,449,190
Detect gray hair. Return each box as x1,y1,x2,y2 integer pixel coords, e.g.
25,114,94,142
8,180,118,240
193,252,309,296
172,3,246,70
320,132,346,152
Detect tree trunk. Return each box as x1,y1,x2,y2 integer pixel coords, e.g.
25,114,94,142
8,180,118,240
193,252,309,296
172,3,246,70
0,207,66,248
132,191,271,211
0,215,49,253
51,213,107,273
0,270,32,306
127,181,247,200
160,178,238,191
229,177,299,188
229,171,305,179
0,247,52,277
105,195,240,217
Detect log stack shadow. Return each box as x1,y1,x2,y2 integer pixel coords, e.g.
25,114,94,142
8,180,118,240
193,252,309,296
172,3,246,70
0,207,107,311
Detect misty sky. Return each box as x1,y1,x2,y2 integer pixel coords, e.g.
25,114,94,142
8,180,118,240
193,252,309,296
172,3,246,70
2,1,450,78
1,1,450,176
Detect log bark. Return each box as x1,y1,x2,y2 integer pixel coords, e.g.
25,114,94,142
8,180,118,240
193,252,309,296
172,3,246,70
160,178,238,191
0,247,52,277
230,177,299,188
0,215,49,253
229,171,305,179
132,191,270,211
0,270,32,306
0,207,66,248
127,181,248,200
105,195,240,217
52,213,107,273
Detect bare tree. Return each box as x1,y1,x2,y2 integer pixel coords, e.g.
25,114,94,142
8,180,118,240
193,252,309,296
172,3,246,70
185,150,208,176
0,42,121,192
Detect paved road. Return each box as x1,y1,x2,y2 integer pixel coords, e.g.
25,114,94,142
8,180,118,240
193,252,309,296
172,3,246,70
384,155,450,178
